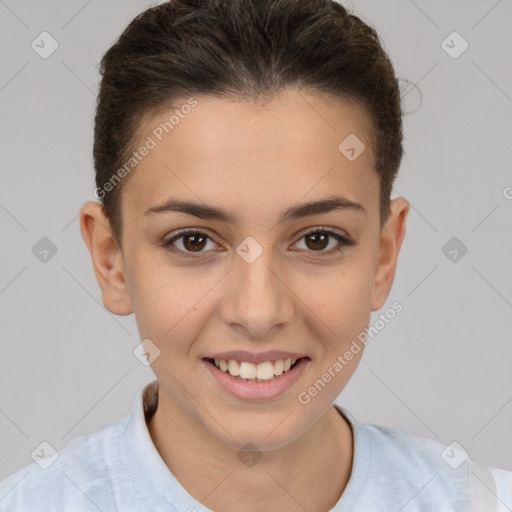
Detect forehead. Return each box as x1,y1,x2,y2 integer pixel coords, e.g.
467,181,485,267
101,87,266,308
121,88,378,223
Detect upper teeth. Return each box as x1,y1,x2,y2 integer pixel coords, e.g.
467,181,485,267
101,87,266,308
213,358,298,380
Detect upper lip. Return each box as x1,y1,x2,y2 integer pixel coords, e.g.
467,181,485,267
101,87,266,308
205,351,309,364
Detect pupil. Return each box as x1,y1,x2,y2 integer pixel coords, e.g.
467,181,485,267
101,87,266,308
307,232,328,251
184,234,206,252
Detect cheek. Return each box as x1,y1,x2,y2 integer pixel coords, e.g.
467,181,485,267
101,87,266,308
125,253,208,342
301,259,374,335
126,240,375,349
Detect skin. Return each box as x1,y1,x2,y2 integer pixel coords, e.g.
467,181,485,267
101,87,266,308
80,87,409,512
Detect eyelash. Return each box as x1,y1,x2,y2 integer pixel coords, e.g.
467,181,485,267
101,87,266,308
162,227,355,260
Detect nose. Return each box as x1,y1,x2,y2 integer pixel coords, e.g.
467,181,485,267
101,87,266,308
220,246,294,339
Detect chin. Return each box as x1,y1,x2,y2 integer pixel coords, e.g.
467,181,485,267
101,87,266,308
205,412,307,452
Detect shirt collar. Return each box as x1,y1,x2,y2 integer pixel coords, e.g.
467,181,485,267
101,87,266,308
117,379,369,511
117,379,211,511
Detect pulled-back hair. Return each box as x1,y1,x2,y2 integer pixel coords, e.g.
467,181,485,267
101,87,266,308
93,0,405,246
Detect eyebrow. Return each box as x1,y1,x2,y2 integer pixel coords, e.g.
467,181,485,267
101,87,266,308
144,195,366,224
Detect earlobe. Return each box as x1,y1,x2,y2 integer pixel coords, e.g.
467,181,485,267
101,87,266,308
370,197,410,311
79,201,133,316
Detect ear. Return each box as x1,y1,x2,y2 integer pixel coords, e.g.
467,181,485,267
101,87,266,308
79,201,133,316
370,197,409,311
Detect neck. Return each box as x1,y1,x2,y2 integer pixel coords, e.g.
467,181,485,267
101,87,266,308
147,388,353,512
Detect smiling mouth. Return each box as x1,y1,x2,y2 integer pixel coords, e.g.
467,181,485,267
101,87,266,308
203,357,308,383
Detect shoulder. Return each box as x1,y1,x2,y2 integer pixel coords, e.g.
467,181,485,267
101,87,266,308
358,420,512,510
487,467,512,511
0,418,125,512
362,421,457,469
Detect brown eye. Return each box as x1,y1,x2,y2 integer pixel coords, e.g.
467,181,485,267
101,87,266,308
163,230,216,258
293,228,355,258
181,233,208,252
304,232,330,251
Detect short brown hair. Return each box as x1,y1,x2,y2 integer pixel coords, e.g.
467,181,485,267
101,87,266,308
93,0,404,247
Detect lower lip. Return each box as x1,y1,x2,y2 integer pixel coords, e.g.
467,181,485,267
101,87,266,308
202,357,310,401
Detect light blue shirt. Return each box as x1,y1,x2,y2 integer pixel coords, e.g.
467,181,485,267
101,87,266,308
1,379,511,511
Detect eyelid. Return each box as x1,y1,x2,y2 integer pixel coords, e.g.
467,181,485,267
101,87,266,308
291,226,355,258
163,228,219,250
296,225,351,241
164,226,351,243
162,226,354,258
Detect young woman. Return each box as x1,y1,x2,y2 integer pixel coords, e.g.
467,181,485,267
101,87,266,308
1,1,510,510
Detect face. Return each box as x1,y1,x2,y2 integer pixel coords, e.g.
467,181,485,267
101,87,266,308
81,87,408,451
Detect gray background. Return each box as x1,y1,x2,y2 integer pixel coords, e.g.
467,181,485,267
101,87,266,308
0,0,511,481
